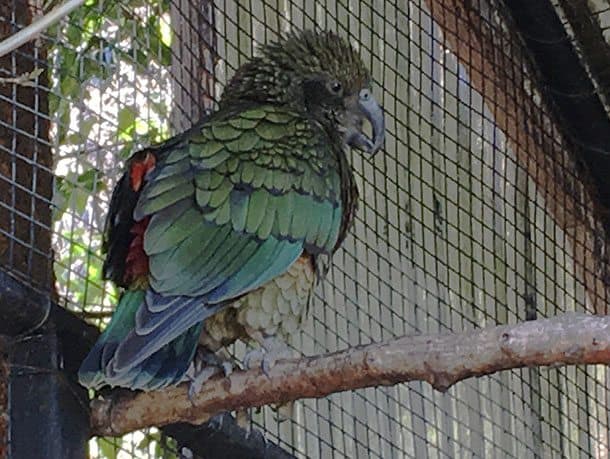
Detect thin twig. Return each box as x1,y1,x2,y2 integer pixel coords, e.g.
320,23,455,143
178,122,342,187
0,68,44,87
0,0,85,58
90,312,610,437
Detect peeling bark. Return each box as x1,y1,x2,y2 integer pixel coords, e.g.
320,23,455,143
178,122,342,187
90,313,610,437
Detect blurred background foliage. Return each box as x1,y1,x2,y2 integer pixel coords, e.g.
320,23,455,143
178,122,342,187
50,0,173,318
49,0,179,456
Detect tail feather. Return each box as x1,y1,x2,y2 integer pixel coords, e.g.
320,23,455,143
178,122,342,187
78,289,204,390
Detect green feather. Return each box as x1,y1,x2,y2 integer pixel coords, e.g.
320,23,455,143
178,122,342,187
256,201,276,240
151,160,190,180
195,235,254,288
245,189,268,234
207,238,260,285
194,170,213,190
257,153,273,166
251,167,268,188
262,168,276,190
255,121,293,141
305,202,324,245
312,174,328,199
196,188,213,208
321,205,342,250
289,193,309,240
194,149,230,169
136,183,193,218
149,221,216,281
206,200,231,225
173,245,234,293
194,140,225,158
241,162,256,184
230,189,249,232
228,116,260,130
226,156,240,173
264,111,295,124
272,155,285,168
226,130,259,152
144,204,199,255
275,192,293,237
272,170,291,192
164,148,189,164
241,108,268,120
144,172,191,199
314,202,336,249
208,179,232,208
153,225,230,294
285,155,297,170
212,122,242,141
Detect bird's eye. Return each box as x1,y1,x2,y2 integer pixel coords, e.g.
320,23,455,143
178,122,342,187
329,81,343,94
360,88,371,101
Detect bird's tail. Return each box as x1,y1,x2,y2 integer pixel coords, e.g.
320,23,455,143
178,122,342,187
78,289,203,391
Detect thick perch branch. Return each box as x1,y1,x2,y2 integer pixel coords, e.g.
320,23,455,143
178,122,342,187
90,313,610,436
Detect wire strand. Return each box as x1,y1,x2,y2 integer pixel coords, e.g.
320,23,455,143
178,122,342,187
0,0,85,58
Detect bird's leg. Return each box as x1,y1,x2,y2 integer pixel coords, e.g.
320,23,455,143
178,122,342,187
242,330,294,376
186,347,234,402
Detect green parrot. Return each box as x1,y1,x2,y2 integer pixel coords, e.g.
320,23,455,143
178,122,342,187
78,30,385,391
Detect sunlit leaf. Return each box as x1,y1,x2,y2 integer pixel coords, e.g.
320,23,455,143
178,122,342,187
97,438,118,459
159,16,172,47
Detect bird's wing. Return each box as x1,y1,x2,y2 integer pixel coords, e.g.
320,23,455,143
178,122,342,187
110,105,344,372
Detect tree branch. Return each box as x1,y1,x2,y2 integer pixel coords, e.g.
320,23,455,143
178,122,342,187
90,313,610,437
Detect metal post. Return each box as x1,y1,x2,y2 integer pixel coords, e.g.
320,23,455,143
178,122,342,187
9,327,90,459
0,271,92,459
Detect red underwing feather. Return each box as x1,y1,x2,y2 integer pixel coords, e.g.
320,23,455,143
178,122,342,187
124,217,150,285
129,151,157,192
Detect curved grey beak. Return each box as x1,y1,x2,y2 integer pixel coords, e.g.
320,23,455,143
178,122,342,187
348,89,385,155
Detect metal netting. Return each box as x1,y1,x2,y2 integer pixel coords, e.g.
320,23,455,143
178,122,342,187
1,0,609,457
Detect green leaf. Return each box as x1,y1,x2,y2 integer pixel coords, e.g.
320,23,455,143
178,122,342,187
159,16,172,47
117,106,137,139
97,437,118,459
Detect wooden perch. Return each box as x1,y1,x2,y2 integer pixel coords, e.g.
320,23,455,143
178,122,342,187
90,313,610,436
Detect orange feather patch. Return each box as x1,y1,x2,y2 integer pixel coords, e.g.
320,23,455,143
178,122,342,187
124,152,156,285
129,151,156,192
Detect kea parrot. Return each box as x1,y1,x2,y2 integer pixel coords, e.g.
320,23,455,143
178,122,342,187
78,30,385,392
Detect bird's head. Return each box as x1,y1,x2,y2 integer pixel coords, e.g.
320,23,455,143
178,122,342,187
221,30,385,155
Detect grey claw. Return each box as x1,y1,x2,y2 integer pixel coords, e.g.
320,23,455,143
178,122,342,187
221,362,233,377
261,357,272,377
243,349,263,371
188,367,218,403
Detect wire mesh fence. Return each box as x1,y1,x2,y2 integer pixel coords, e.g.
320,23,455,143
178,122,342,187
1,0,610,457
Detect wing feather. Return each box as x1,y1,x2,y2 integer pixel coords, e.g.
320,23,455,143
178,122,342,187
113,105,346,375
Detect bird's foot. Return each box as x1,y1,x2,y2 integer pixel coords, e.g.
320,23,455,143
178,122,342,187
186,348,233,403
243,336,293,376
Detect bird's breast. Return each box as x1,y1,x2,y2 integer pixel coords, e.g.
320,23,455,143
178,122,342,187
203,255,315,346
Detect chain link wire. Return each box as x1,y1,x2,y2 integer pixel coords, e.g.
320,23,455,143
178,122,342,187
0,0,608,457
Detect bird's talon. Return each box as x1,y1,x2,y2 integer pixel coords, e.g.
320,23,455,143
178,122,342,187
261,357,272,377
188,366,218,403
243,349,264,371
221,362,233,377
